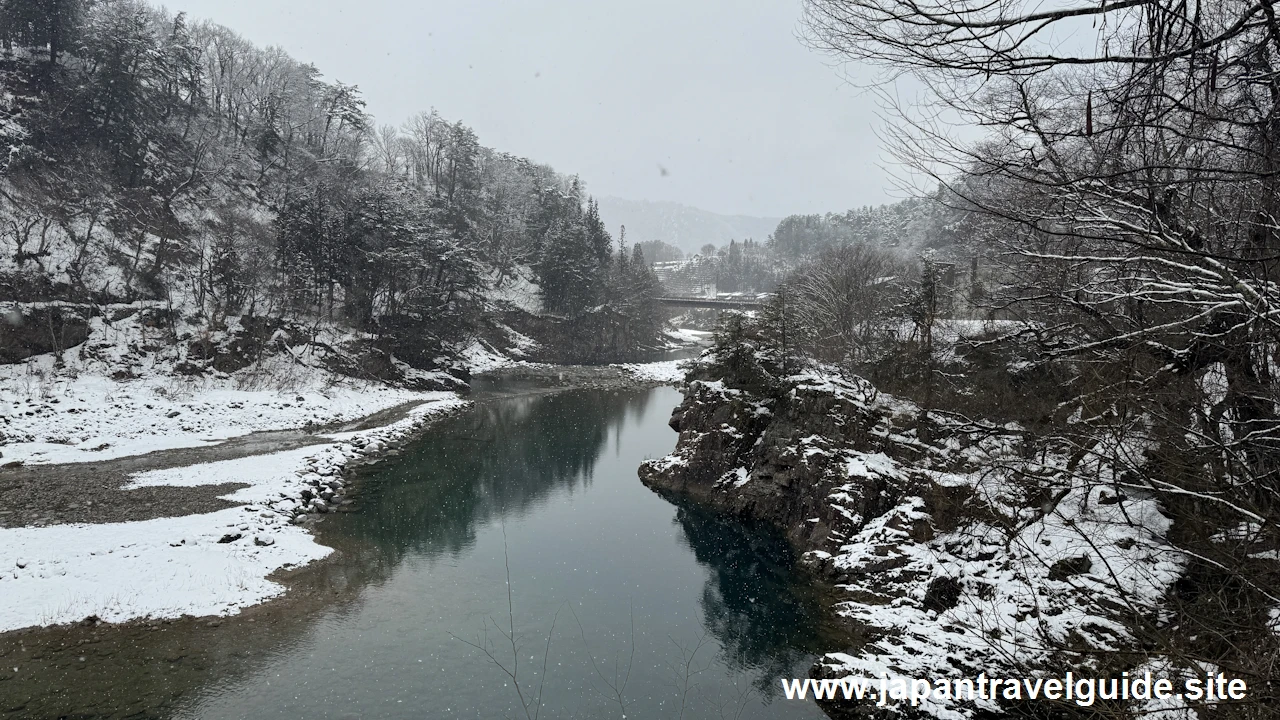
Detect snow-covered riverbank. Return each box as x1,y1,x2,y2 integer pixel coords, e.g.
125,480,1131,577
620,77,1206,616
0,353,458,469
0,394,467,633
0,303,474,467
616,359,688,384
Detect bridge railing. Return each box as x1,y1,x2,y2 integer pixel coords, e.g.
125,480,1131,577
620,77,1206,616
656,296,765,309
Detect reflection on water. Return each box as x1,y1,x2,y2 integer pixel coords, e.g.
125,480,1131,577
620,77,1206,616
673,501,828,698
337,389,658,565
2,386,826,720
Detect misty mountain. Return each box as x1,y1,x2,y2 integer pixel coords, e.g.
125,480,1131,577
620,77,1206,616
596,197,781,255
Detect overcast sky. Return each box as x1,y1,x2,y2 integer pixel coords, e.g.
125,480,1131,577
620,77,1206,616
171,0,892,218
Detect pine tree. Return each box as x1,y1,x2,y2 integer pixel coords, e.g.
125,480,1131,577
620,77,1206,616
758,284,799,377
535,215,598,316
709,313,773,391
580,197,613,279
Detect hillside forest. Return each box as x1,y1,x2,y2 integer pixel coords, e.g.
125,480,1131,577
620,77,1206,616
0,0,665,373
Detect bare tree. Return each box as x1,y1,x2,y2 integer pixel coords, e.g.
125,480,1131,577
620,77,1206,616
802,0,1280,712
790,242,908,365
369,123,405,176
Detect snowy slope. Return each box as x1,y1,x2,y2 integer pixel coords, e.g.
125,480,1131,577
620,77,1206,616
0,308,457,465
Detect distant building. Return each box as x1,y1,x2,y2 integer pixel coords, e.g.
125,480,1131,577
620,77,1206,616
652,257,718,298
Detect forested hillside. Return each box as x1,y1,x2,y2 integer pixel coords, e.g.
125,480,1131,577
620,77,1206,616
767,196,956,259
652,191,977,303
0,0,664,374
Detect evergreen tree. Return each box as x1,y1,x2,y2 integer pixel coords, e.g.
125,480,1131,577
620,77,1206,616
758,284,800,377
620,244,663,350
535,216,598,316
708,313,775,392
584,197,611,268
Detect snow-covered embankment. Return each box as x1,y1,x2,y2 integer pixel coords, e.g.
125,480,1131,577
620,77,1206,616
0,394,467,633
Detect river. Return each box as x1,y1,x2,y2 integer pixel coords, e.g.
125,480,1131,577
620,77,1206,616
3,385,830,719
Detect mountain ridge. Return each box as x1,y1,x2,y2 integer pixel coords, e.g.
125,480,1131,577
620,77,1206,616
596,196,781,255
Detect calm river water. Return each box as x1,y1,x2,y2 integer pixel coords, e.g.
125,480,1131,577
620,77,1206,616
56,385,828,719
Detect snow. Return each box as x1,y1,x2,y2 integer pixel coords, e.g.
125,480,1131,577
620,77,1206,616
816,440,1185,718
485,267,542,314
665,327,713,346
615,359,688,384
0,310,471,631
813,424,1183,713
846,452,903,480
0,394,468,632
459,340,519,374
458,336,551,375
930,318,1028,342
647,358,1190,719
498,323,539,358
1200,362,1228,407
0,506,327,632
0,309,460,465
0,370,449,466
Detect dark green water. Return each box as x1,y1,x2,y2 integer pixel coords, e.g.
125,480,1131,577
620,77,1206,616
175,386,827,719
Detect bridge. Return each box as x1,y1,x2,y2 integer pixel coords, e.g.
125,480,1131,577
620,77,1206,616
656,296,765,310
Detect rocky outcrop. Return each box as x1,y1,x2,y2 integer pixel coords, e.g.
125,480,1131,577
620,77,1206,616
641,373,960,564
0,303,94,363
640,361,1184,719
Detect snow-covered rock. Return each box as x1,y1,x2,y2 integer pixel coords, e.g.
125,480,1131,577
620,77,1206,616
641,362,1183,719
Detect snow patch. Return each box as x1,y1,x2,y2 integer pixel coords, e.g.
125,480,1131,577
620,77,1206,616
615,359,687,384
0,509,328,632
0,310,460,465
0,394,468,632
